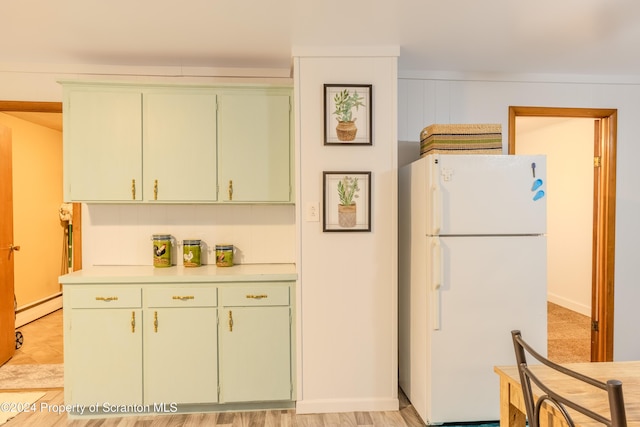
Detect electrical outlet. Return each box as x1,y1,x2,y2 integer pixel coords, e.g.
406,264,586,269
306,202,320,222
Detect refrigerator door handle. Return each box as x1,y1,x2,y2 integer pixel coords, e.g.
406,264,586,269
432,238,442,330
431,184,442,234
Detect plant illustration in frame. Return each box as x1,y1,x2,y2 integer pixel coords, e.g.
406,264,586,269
323,171,371,231
324,84,372,145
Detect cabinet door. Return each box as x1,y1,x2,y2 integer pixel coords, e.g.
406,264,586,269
64,88,143,201
144,307,218,404
143,90,218,201
66,308,142,406
217,91,292,202
219,306,291,402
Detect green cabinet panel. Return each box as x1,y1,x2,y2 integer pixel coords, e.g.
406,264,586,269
211,90,292,202
62,82,293,204
64,88,143,201
219,306,292,402
144,307,218,404
143,90,218,201
67,308,142,406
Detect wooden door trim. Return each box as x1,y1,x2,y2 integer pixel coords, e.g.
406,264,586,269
0,101,62,113
508,106,617,362
0,100,82,271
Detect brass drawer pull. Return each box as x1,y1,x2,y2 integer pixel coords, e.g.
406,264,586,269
95,296,119,302
131,311,136,333
154,311,158,333
172,295,194,301
228,310,233,332
246,294,268,300
154,179,158,200
131,179,136,200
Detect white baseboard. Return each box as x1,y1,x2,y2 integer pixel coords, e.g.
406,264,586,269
295,397,399,414
15,293,63,328
547,293,591,317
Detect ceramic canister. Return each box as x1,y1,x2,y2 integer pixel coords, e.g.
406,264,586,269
215,244,234,267
152,234,172,268
183,239,202,267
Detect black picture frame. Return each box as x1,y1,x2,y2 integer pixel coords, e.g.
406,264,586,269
323,171,372,232
324,84,372,145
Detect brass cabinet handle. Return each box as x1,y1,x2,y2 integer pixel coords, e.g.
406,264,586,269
9,244,21,252
246,294,268,300
131,311,136,333
228,180,233,201
228,310,233,332
154,179,158,200
131,179,136,200
172,296,194,301
95,296,119,302
154,311,158,333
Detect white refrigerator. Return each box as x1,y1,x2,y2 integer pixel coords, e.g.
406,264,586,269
398,154,548,424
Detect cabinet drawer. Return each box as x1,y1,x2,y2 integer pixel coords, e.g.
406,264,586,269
145,287,217,307
219,285,289,307
68,287,142,308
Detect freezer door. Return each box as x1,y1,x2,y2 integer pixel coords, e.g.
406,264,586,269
424,154,547,235
426,235,547,423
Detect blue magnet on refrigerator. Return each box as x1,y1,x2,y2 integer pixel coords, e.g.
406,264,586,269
531,179,543,191
533,190,545,201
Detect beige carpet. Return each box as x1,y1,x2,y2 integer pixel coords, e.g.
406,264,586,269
548,302,591,363
0,391,46,425
0,364,63,391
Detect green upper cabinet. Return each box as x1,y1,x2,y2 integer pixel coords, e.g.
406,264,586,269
143,89,218,202
64,87,143,202
217,89,293,203
61,82,293,204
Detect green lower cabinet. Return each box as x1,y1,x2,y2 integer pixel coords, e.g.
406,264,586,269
143,307,218,405
67,308,143,406
64,281,295,414
219,306,292,402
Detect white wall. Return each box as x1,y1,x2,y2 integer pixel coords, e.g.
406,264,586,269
293,48,399,413
398,75,640,360
517,117,594,316
82,203,295,266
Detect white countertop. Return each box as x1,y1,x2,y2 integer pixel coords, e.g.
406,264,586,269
59,263,297,284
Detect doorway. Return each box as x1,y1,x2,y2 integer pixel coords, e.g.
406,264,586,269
509,106,617,362
0,101,82,362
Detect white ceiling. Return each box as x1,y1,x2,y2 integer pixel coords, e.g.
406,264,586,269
2,0,640,77
9,1,640,134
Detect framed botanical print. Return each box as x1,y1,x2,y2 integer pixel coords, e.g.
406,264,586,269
323,171,371,232
324,84,372,145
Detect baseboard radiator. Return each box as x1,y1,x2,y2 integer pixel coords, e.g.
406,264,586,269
15,292,62,328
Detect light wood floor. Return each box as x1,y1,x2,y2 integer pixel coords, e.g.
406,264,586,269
2,310,426,426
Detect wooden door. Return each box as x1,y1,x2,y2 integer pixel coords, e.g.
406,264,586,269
0,124,16,365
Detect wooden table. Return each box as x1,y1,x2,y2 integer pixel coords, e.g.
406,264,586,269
494,361,640,427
